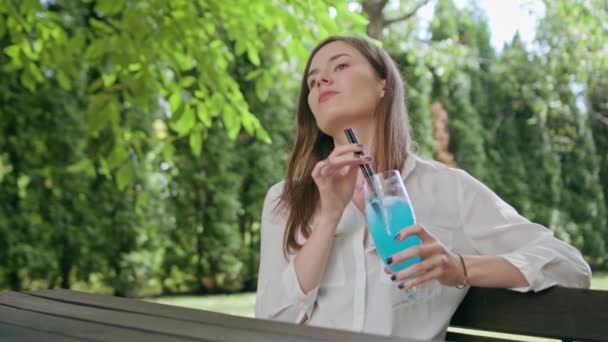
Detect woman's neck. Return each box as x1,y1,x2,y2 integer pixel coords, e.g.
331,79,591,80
331,122,375,151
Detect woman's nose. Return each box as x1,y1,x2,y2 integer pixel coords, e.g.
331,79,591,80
320,76,331,85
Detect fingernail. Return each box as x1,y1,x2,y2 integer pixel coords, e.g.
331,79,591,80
394,233,400,240
398,283,405,289
390,274,396,281
363,156,373,161
356,143,364,148
386,257,393,265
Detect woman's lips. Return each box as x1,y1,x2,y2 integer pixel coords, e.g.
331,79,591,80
319,91,339,103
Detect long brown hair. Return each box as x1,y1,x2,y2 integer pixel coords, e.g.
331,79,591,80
278,36,412,255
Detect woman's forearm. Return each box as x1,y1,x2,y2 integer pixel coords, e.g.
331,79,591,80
293,213,341,294
464,255,529,288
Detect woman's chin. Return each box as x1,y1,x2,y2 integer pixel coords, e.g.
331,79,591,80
317,112,370,135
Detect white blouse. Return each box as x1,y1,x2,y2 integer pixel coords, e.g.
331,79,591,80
255,155,591,341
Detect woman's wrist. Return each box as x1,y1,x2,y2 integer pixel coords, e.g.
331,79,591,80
318,211,342,229
457,255,529,288
455,254,470,289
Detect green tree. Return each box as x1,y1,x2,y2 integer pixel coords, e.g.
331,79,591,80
430,0,488,180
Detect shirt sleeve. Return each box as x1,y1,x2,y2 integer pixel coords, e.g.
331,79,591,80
457,170,592,292
254,182,319,323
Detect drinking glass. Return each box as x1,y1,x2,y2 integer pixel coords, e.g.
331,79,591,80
365,170,440,303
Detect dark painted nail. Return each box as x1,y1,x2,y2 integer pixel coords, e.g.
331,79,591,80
394,233,400,240
390,274,396,281
386,257,393,265
398,283,405,289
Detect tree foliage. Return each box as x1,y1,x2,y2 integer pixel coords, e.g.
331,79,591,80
1,0,607,294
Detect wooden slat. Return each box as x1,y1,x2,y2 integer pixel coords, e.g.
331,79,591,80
5,291,413,342
1,292,300,342
450,287,608,342
0,322,86,342
0,303,191,342
25,289,414,342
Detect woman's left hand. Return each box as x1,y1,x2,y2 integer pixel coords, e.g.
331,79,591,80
385,224,466,291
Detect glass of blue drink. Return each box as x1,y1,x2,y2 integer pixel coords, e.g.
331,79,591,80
365,170,438,302
365,170,421,272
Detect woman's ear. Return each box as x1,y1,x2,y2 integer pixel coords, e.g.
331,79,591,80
379,79,387,98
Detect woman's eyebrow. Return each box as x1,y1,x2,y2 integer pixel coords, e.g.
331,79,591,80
307,53,352,79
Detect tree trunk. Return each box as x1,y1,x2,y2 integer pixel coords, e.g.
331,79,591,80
6,117,23,291
8,270,21,291
362,0,388,40
59,243,72,289
112,260,125,297
196,185,211,294
362,0,431,40
239,166,257,290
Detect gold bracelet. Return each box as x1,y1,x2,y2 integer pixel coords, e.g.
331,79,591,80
455,254,469,289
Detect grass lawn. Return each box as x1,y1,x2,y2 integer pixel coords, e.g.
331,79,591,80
146,272,608,341
148,292,256,318
591,271,608,290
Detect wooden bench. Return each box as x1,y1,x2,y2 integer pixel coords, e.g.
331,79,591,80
447,286,608,342
1,287,606,341
0,289,413,342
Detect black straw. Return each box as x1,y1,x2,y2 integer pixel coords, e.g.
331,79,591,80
344,128,379,198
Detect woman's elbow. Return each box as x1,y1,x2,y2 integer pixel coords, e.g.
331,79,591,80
578,262,592,289
562,259,592,289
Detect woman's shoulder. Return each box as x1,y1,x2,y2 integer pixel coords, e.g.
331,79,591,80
410,155,483,191
262,180,286,212
412,155,493,197
411,155,468,179
261,181,288,226
266,180,285,199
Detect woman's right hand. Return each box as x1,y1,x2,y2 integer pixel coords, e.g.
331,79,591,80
311,143,373,222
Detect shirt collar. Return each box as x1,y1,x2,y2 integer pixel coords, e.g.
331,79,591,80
401,153,417,180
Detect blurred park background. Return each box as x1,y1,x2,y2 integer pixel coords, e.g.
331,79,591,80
1,0,607,323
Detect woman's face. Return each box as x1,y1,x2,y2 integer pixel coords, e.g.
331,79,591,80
306,41,386,136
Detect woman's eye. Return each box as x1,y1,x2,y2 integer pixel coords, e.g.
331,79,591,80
309,80,316,88
335,63,348,71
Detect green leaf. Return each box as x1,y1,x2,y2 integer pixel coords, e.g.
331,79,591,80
223,106,241,140
57,71,71,90
174,106,195,136
27,62,44,82
189,129,202,157
107,144,128,168
241,112,256,134
247,46,260,66
115,163,133,191
20,71,36,92
102,72,117,87
128,63,141,71
169,91,183,112
85,39,107,59
89,18,115,33
94,0,125,16
4,44,21,62
66,159,96,177
87,78,104,93
180,76,196,87
244,69,262,81
163,143,175,162
17,174,30,199
257,128,272,144
21,41,37,60
197,104,212,127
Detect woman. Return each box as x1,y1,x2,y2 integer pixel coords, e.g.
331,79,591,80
254,36,591,340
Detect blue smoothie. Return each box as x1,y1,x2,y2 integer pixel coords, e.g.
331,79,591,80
366,196,422,272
